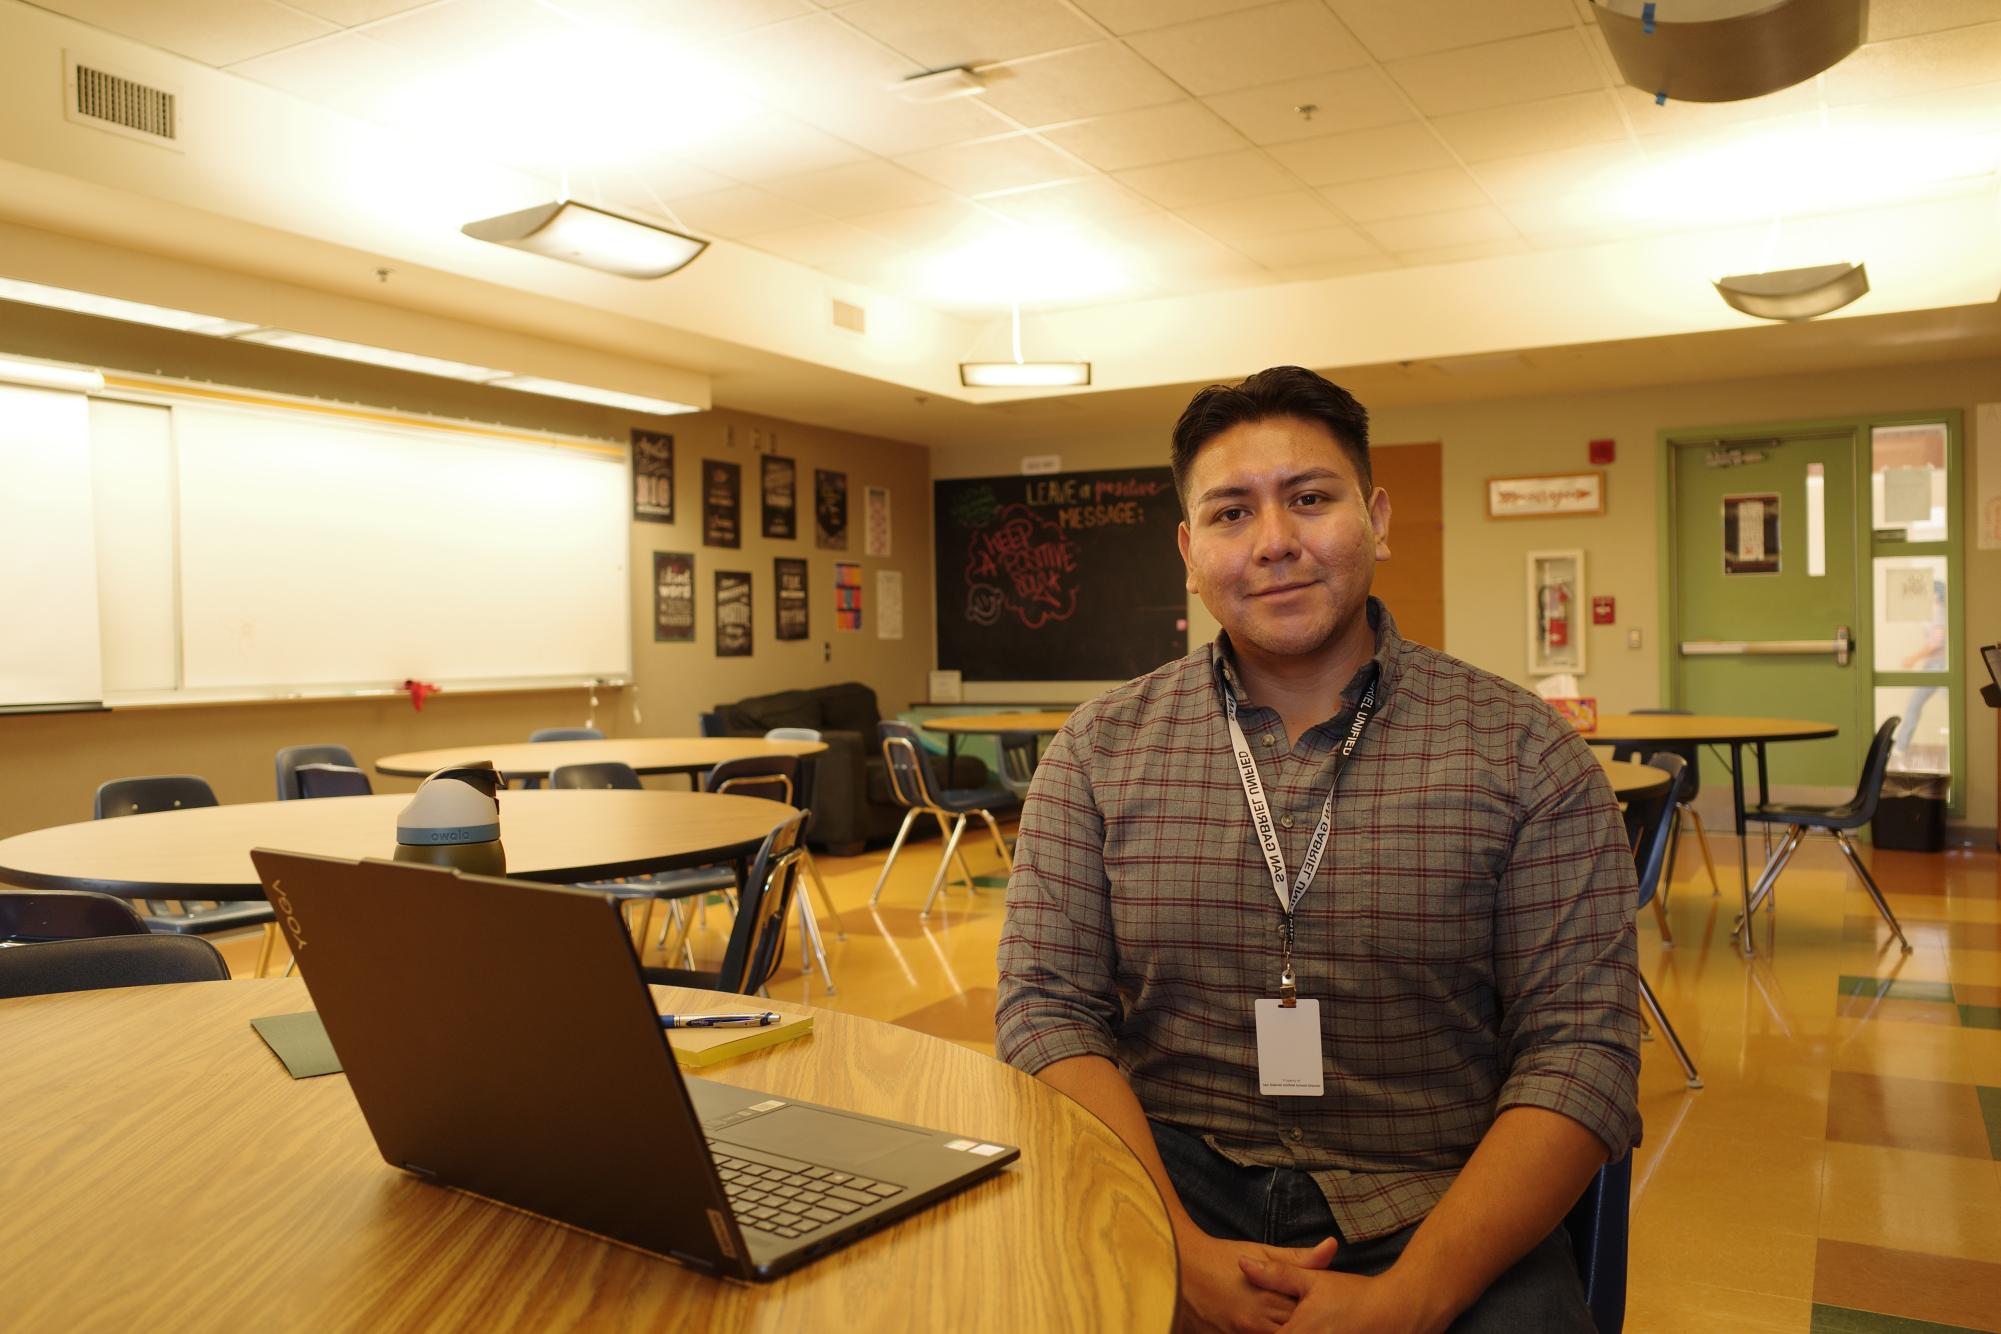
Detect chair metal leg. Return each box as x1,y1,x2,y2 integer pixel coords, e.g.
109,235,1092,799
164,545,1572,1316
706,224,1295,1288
932,809,975,888
977,808,1013,871
1638,973,1702,1089
921,815,969,918
869,808,924,906
800,848,845,939
254,921,278,978
1684,804,1721,895
797,893,835,992
1651,893,1673,948
1832,829,1913,954
1737,824,1805,953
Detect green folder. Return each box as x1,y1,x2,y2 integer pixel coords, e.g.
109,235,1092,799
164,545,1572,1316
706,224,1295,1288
250,1010,343,1079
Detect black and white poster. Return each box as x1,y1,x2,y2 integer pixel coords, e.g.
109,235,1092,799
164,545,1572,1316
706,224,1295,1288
653,551,694,642
774,557,808,641
632,429,674,523
703,459,741,549
815,468,848,550
715,570,752,657
761,454,797,540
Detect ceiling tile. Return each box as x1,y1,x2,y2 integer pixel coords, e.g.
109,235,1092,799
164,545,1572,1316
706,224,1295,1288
1202,66,1413,144
55,0,338,67
747,220,901,267
1499,190,1668,245
228,31,425,121
1824,77,2001,135
1179,190,1346,241
1114,148,1298,208
1269,254,1403,282
896,133,1087,194
1265,122,1456,185
1394,236,1529,266
810,94,1019,158
1822,21,2001,105
361,0,574,64
1126,0,1371,97
661,184,825,237
761,159,950,217
979,43,1185,126
1430,89,1627,162
675,114,870,181
1361,205,1516,251
846,198,997,248
613,155,740,202
1326,0,1576,62
720,12,913,112
978,177,1154,228
1867,0,2001,42
635,0,812,43
1229,223,1380,266
1327,167,1490,221
287,0,436,23
1467,139,1643,202
1386,28,1601,117
833,0,1100,67
1070,0,1271,36
1040,101,1249,171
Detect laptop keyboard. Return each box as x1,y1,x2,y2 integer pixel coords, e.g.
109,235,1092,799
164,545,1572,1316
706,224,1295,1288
706,1139,905,1240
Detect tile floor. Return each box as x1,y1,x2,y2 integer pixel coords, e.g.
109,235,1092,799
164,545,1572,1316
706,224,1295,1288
216,819,2001,1333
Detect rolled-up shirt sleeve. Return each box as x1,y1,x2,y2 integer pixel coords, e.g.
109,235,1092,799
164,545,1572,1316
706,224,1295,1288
995,719,1122,1075
1490,717,1643,1158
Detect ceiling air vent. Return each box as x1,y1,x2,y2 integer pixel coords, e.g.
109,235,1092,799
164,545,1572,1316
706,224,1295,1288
831,298,866,334
63,52,182,150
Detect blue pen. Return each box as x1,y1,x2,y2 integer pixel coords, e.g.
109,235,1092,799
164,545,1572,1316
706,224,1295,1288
660,1011,780,1029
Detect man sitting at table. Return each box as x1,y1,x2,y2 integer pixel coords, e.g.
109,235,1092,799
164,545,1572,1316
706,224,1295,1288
996,366,1640,1333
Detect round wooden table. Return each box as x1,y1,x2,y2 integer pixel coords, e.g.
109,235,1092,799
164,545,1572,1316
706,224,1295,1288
0,791,795,901
1579,714,1839,956
0,978,1178,1333
376,737,827,783
1599,756,1672,801
922,712,1073,771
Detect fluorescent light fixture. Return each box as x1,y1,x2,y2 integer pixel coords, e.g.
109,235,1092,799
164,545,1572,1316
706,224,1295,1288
893,66,986,103
1714,262,1869,321
461,200,707,279
487,375,700,415
1597,0,1864,103
0,356,105,393
235,329,508,381
0,276,257,336
960,361,1092,388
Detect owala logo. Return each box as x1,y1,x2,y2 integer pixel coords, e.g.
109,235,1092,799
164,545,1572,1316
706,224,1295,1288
268,878,307,952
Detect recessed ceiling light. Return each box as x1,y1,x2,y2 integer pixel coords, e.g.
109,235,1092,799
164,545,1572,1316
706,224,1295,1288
461,200,708,279
486,375,700,415
0,276,256,336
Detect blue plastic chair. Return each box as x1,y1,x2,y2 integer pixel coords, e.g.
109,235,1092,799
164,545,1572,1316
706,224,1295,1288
869,721,1014,917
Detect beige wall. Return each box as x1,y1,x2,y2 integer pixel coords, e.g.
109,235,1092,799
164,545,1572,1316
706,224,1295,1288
0,309,932,839
930,355,2000,835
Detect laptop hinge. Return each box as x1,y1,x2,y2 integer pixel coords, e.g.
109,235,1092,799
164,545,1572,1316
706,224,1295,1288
400,1162,439,1182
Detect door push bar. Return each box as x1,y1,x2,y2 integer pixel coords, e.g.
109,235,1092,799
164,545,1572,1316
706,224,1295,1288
1679,626,1851,666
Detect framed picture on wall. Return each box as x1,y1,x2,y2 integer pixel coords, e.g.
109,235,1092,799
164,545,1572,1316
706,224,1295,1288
816,469,848,550
653,551,694,643
703,460,741,549
761,454,797,540
715,570,752,656
632,429,674,523
1486,472,1604,519
774,557,808,640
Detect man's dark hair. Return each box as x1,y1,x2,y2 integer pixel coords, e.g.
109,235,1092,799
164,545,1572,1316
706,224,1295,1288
1170,366,1371,513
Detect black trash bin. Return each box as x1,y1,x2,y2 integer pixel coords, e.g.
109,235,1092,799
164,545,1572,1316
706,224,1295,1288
1873,771,1947,852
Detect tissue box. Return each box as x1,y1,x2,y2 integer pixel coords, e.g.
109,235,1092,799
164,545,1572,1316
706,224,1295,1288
1547,697,1598,732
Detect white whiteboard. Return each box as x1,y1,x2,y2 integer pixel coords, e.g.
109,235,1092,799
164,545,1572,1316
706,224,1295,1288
0,385,102,707
172,404,629,691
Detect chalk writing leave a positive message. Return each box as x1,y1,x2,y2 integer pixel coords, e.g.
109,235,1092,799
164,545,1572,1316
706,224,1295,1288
965,503,1078,629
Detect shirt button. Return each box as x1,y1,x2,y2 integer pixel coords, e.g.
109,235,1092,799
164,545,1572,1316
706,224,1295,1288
1262,733,1277,746
1280,814,1294,829
1287,1127,1305,1144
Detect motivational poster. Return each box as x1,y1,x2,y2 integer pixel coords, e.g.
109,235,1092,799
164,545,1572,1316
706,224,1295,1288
632,429,674,523
774,557,809,640
703,459,741,549
815,469,848,550
652,551,694,643
715,569,752,657
761,454,797,540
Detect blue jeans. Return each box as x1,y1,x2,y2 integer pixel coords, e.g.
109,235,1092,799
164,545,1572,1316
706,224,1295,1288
1150,1120,1596,1333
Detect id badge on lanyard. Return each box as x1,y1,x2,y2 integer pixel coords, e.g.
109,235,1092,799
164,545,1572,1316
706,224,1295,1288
1223,673,1376,1096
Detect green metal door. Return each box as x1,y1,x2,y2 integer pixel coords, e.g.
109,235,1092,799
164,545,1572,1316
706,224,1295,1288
1670,432,1864,793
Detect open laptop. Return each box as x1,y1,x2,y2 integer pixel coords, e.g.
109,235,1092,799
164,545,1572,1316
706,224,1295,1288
249,849,1018,1281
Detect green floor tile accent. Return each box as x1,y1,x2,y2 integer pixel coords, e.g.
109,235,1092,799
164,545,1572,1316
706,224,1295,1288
970,874,1009,889
1812,1304,1993,1334
1961,1004,2001,1031
1978,1085,2001,1161
1837,975,1957,1004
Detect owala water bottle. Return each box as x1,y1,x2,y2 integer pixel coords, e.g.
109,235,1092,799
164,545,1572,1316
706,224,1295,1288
394,762,506,875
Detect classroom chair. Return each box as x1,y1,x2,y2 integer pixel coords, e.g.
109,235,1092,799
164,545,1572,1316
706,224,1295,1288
294,763,372,798
644,811,807,998
523,727,604,787
762,727,848,942
1610,708,1720,905
870,721,1015,918
0,935,229,999
1626,755,1702,1089
1736,717,1911,953
709,754,835,992
1566,1153,1632,1334
92,775,282,975
275,744,360,800
1,888,150,943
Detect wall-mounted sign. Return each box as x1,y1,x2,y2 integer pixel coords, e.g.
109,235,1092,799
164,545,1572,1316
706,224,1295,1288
715,569,752,656
632,429,674,523
653,551,693,643
774,557,808,640
1486,472,1605,519
1722,492,1780,574
703,459,741,549
761,454,797,540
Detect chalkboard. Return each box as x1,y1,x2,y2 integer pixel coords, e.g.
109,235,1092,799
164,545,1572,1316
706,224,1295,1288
934,467,1187,682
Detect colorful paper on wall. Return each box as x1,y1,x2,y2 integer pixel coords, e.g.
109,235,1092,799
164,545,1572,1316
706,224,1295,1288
833,561,861,632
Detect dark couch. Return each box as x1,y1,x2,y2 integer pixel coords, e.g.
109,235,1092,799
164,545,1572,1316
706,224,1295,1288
711,682,990,854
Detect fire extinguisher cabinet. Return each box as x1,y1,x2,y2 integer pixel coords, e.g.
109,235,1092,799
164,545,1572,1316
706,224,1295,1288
1526,549,1587,678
